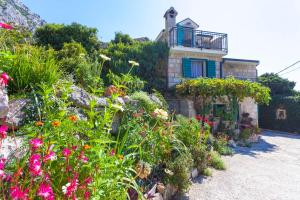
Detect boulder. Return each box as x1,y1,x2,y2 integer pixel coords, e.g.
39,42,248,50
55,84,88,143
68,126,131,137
5,98,30,128
191,168,199,179
0,88,9,118
68,85,108,109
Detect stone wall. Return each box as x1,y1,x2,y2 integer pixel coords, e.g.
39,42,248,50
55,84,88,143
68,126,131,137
167,98,196,118
168,49,223,88
223,61,257,81
239,97,258,126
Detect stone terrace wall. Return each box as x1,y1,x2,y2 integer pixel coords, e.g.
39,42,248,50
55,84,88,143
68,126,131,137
223,62,257,81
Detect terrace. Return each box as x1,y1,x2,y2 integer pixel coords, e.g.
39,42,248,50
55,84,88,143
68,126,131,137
169,26,228,53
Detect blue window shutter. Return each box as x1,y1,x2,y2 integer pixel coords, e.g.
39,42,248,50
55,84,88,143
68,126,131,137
182,58,191,78
177,25,184,45
206,60,216,78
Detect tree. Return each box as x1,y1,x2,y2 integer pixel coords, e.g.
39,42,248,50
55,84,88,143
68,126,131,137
112,32,134,45
34,23,101,54
258,73,296,96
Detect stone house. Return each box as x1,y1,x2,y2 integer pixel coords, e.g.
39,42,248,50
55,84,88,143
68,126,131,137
156,7,259,125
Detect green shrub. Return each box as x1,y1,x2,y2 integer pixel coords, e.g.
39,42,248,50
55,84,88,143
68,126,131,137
213,137,233,155
100,33,169,92
209,151,226,170
202,168,212,177
0,44,61,94
173,115,201,148
0,26,33,51
165,152,193,193
239,128,252,142
35,23,101,54
107,71,145,95
130,91,160,112
192,144,209,172
56,42,87,74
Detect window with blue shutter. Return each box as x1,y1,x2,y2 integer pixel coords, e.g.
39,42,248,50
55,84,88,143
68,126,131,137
182,58,192,78
206,60,216,78
177,25,184,46
191,60,203,78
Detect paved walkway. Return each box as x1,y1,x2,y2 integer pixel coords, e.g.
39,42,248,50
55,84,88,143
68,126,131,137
182,131,300,200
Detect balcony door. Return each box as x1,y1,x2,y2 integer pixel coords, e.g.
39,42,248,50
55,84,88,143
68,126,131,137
177,25,194,47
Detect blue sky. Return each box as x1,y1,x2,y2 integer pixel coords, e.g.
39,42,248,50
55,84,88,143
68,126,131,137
23,0,300,90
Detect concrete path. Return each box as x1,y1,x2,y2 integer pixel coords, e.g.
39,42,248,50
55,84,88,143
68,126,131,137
181,131,300,200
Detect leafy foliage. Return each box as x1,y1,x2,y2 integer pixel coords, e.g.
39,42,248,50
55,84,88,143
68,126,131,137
259,95,300,133
209,151,226,170
0,44,61,94
100,33,169,91
0,26,33,51
176,77,271,105
258,73,297,96
34,23,101,54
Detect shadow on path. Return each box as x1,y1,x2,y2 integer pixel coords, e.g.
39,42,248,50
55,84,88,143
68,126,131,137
234,136,278,158
263,130,300,140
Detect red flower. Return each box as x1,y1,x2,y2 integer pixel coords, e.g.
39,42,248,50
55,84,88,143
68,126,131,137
0,22,13,30
208,121,214,127
195,115,202,121
0,125,8,139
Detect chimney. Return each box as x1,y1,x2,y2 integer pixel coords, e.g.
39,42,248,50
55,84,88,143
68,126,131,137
164,7,178,44
164,7,177,32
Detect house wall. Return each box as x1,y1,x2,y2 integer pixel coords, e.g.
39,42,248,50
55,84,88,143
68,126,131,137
239,97,258,126
223,62,257,81
168,49,223,88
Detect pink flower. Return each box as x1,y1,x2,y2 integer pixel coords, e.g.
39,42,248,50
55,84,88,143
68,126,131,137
0,72,10,86
29,138,43,149
37,183,54,200
10,186,28,200
62,148,71,157
62,175,79,197
0,125,8,139
79,151,88,163
84,177,93,185
110,149,115,156
0,22,13,30
43,151,56,162
29,154,42,176
84,191,90,200
0,158,6,178
72,146,77,151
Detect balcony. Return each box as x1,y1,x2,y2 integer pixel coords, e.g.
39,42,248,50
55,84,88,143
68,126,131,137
169,27,228,53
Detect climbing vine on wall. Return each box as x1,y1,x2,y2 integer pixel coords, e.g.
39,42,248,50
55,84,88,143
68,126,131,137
176,77,271,131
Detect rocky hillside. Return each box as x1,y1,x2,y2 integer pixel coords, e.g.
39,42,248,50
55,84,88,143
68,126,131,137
0,0,45,31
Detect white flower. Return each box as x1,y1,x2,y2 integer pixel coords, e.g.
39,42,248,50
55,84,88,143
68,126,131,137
111,104,124,112
62,183,70,194
164,169,174,176
99,54,111,61
128,60,139,67
153,108,168,120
